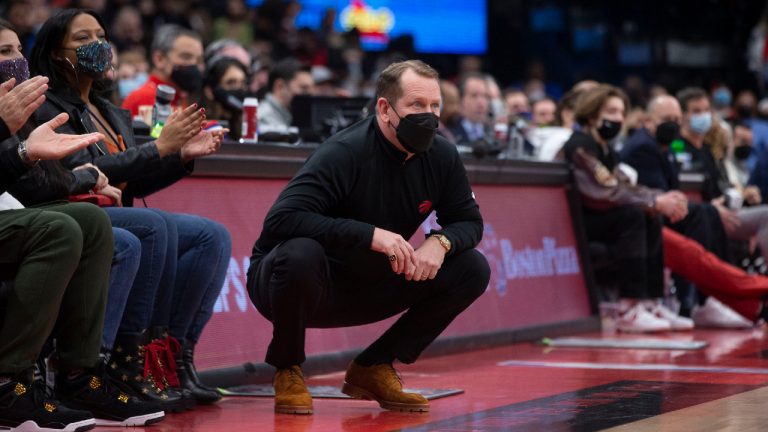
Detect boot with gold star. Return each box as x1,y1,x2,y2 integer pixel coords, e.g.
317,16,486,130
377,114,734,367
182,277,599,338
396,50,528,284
106,332,185,413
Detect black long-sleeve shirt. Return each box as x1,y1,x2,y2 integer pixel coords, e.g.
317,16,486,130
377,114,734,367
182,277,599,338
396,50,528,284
251,115,483,281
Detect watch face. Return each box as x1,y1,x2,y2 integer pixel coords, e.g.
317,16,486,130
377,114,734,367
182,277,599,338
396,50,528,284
434,234,450,251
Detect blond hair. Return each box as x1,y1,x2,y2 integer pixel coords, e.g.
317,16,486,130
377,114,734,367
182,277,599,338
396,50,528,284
375,60,439,104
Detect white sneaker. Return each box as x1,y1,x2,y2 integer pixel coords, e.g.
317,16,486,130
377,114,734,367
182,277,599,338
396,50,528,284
616,303,672,333
691,297,753,329
646,302,694,331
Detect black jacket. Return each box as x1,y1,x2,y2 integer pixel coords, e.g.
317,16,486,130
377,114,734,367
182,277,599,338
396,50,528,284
681,137,728,202
0,117,99,205
620,128,680,191
252,115,483,281
34,88,192,206
0,118,27,195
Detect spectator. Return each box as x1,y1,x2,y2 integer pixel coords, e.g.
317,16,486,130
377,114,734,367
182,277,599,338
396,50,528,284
572,79,599,93
523,78,546,103
621,95,752,327
485,74,506,126
258,57,313,131
437,79,460,144
528,97,573,161
623,74,648,109
725,124,755,188
203,56,249,139
204,38,252,71
212,0,254,48
678,87,768,291
556,89,581,130
311,64,345,96
110,6,144,54
0,14,157,362
711,84,734,122
122,24,204,117
558,84,692,333
531,98,557,127
4,0,36,52
31,9,231,406
504,88,530,119
732,89,768,171
0,39,164,429
115,49,149,102
448,73,492,147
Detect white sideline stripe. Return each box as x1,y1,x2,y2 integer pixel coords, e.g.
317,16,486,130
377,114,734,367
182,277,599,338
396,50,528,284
497,360,768,375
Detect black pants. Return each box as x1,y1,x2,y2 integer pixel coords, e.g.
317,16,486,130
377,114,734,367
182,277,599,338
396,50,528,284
670,202,728,259
247,238,490,368
582,206,664,299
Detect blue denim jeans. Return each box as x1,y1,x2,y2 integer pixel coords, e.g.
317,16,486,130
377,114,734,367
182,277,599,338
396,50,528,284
177,217,231,343
148,213,231,343
103,228,140,348
105,207,230,342
104,207,170,334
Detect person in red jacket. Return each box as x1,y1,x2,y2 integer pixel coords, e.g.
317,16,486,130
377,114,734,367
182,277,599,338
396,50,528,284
121,24,203,117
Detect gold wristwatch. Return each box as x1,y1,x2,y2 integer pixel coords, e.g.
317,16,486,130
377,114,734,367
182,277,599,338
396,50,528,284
430,234,451,253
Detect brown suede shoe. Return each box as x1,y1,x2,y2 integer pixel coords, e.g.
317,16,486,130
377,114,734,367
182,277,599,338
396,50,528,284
341,361,429,412
273,366,313,414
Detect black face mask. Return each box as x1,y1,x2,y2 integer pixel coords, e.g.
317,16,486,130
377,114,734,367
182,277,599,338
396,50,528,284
213,86,246,113
734,145,753,160
388,103,439,154
655,121,680,146
171,65,203,93
597,118,622,140
737,105,753,119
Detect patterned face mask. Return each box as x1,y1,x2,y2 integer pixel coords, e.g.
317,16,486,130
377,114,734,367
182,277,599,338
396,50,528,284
0,57,30,83
71,40,113,78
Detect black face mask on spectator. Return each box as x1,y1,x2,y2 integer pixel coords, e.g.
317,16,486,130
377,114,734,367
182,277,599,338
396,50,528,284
213,86,246,113
388,102,439,154
171,65,203,92
734,145,752,160
737,105,753,119
655,121,680,146
597,118,622,140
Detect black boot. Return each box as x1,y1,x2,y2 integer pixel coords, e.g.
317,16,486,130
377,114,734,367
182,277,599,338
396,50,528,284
148,327,196,410
176,342,221,404
107,332,185,413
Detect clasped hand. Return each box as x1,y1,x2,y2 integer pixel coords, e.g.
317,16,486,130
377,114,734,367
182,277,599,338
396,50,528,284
370,227,446,281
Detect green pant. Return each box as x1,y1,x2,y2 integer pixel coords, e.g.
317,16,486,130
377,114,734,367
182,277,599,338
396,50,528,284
0,202,113,373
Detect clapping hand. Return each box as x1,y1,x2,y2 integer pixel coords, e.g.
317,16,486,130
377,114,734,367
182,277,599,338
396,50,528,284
155,104,206,157
0,76,49,135
25,113,103,161
180,128,227,162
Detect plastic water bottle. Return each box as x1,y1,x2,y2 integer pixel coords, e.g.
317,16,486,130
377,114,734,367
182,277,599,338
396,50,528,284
150,84,176,138
240,97,259,144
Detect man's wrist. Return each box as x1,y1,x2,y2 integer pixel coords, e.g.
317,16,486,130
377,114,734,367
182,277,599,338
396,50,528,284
429,233,451,253
17,140,38,167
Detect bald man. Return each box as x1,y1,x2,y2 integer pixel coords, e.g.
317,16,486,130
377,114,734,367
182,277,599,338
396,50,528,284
620,95,683,190
620,95,738,324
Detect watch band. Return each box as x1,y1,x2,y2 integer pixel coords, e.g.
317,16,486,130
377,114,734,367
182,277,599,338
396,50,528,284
17,140,37,166
430,234,451,252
